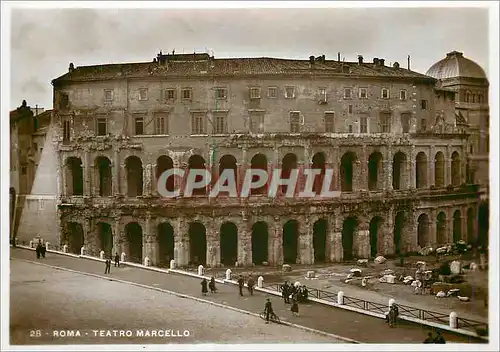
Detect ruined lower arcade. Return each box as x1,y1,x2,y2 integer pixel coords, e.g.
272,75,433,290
57,134,487,267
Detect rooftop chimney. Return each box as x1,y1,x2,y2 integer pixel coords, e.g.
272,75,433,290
373,57,379,65
379,59,385,66
393,62,400,69
407,55,411,70
322,54,325,61
358,55,363,64
309,55,315,66
338,52,341,62
69,63,74,72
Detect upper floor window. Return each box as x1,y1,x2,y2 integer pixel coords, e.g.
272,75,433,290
59,93,69,109
215,88,227,100
379,112,391,133
477,94,483,104
472,94,476,103
420,99,428,110
165,89,176,101
96,118,107,136
191,112,206,135
360,116,368,133
400,90,407,100
63,119,71,141
213,112,227,134
381,88,389,99
104,89,114,102
348,105,353,114
249,112,264,134
139,88,148,101
324,112,335,133
348,125,353,133
465,91,471,103
182,88,193,101
359,88,367,99
420,118,427,132
285,86,295,99
344,88,352,99
250,87,261,100
267,87,277,99
319,88,327,102
134,117,144,135
290,111,300,133
401,113,411,133
155,114,167,135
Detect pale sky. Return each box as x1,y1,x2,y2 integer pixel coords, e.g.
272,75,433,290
9,6,490,110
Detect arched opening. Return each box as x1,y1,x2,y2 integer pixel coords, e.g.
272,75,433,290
280,153,298,195
125,222,142,264
283,220,299,264
369,216,383,257
416,152,428,189
436,212,447,245
250,153,268,195
453,210,462,243
97,222,113,258
313,219,328,263
467,208,475,244
218,155,238,196
188,155,207,196
368,152,383,191
95,156,112,197
311,152,326,194
66,157,84,196
392,152,407,190
64,222,84,255
188,222,206,265
340,152,357,192
251,221,269,265
220,222,238,266
478,203,489,247
434,152,445,187
157,222,174,267
451,152,461,186
394,212,405,255
125,156,143,197
156,155,174,193
417,214,429,248
342,217,357,260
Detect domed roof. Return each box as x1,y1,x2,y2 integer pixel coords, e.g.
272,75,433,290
426,51,487,80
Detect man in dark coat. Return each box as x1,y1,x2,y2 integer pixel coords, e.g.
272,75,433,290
433,331,446,344
40,244,46,258
114,252,120,267
423,332,434,343
281,281,289,303
104,258,111,274
201,278,208,296
237,276,245,296
264,299,273,323
36,244,41,259
247,275,255,295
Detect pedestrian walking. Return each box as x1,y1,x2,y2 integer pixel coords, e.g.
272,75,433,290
114,252,120,267
237,275,245,296
290,296,299,316
387,304,399,327
264,298,273,324
104,258,111,274
36,244,41,259
423,332,434,343
40,244,46,258
281,281,289,303
247,275,255,295
433,331,446,344
201,278,208,296
209,277,217,293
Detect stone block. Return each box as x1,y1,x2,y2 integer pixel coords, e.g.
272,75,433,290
282,264,292,272
198,265,204,276
144,257,150,267
99,251,105,260
121,252,126,262
225,269,232,280
81,246,86,255
306,270,315,278
450,260,462,275
62,245,68,253
374,256,386,264
357,259,368,266
257,276,264,288
170,259,176,269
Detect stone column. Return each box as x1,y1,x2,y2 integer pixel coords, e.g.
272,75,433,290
299,218,313,264
460,214,467,241
384,207,394,256
175,218,189,266
385,146,393,191
238,148,247,194
83,218,93,254
446,145,452,186
404,211,417,253
332,147,340,191
429,209,437,246
112,149,120,196
120,162,127,196
206,222,220,268
354,218,370,259
84,150,91,196
112,219,122,257
358,145,367,191
446,217,453,244
429,145,435,187
273,148,280,197
142,215,155,264
409,146,416,189
237,221,252,266
151,163,158,196
143,163,152,196
272,218,283,265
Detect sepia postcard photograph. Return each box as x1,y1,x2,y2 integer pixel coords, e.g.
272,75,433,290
1,1,498,351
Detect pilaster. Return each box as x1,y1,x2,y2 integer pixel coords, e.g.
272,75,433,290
112,149,120,196
175,218,189,266
409,146,416,189
206,222,219,268
299,217,313,264
383,207,394,256
84,150,91,196
429,145,435,187
272,218,283,265
385,145,393,191
237,220,252,266
143,163,152,196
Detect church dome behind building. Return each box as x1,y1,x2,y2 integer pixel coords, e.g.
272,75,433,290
426,51,487,80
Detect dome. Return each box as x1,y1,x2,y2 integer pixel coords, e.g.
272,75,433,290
426,51,487,80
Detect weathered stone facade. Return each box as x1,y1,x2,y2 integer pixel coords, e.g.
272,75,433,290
42,52,489,267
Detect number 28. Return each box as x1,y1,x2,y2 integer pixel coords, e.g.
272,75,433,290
30,330,41,337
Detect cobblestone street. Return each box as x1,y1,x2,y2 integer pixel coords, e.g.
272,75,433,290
10,248,484,344
10,258,339,345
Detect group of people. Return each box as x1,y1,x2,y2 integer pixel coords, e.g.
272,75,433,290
423,331,446,344
281,281,308,316
104,253,121,274
35,243,46,259
200,277,218,295
386,304,399,327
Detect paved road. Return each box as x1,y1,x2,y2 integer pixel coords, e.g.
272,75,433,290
10,248,484,344
10,259,339,345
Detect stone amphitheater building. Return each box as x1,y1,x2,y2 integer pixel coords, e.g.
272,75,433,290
14,50,489,268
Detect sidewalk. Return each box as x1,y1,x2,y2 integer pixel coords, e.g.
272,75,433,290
10,248,483,344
